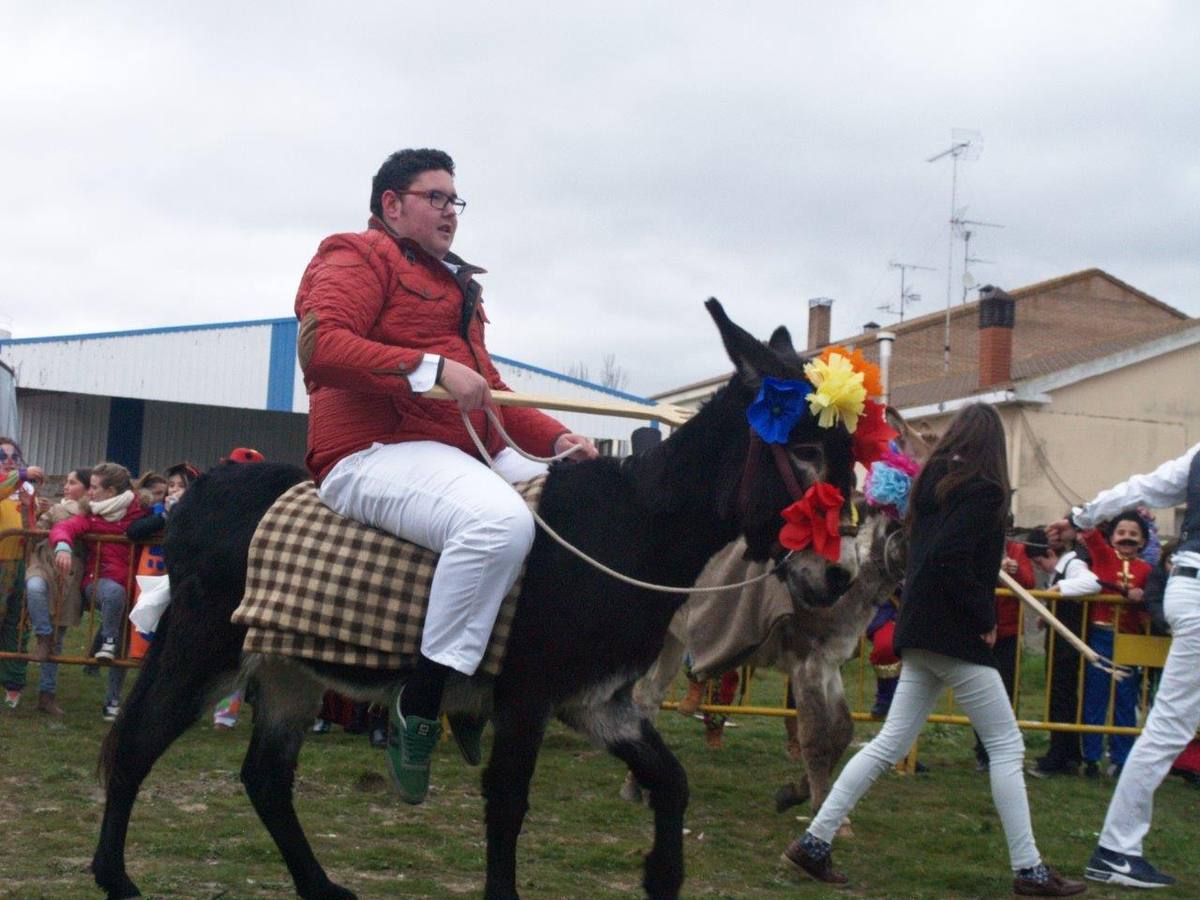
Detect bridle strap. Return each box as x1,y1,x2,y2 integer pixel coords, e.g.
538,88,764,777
737,429,813,519
736,430,764,519
769,442,806,503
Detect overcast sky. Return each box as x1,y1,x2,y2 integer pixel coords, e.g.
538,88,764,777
2,2,1197,395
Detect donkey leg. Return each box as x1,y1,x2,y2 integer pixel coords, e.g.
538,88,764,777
240,664,350,900
93,606,240,897
624,625,687,803
795,667,855,834
482,699,550,900
564,692,687,900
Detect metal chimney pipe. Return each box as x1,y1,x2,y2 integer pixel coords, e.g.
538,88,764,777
876,330,896,405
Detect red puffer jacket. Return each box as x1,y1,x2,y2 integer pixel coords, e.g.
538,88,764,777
295,219,568,483
49,497,146,589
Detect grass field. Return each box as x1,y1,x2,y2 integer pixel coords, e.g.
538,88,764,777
0,648,1196,899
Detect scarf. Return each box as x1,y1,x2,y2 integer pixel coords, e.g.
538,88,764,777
90,490,135,522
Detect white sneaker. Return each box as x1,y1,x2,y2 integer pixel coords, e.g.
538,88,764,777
94,639,117,661
102,702,120,722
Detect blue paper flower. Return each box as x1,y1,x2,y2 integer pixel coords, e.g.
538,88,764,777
747,377,811,444
865,460,914,517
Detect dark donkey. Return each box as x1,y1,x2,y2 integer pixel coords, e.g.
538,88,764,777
92,300,861,900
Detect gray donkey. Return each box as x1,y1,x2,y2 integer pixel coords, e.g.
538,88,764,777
625,505,906,823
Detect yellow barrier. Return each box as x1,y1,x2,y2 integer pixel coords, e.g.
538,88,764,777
663,587,1180,741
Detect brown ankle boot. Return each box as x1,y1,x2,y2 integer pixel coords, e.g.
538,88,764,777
32,633,54,663
678,680,705,716
37,691,64,716
705,720,725,749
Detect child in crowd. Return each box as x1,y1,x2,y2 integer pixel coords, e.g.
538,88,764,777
975,533,1037,770
135,472,168,507
0,437,44,709
1027,526,1101,778
51,462,146,721
1080,512,1152,776
25,466,92,715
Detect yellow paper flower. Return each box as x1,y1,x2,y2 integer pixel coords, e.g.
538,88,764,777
804,353,867,432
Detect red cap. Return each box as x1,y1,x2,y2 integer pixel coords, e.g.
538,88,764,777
227,447,265,464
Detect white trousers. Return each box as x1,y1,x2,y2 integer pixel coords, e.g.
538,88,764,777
319,441,546,676
810,648,1041,871
1100,553,1200,855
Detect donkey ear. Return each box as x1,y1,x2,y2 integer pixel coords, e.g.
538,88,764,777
767,325,796,355
705,298,780,384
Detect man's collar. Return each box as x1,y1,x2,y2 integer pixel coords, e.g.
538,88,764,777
366,216,486,275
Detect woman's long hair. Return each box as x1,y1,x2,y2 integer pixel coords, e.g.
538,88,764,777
906,403,1011,526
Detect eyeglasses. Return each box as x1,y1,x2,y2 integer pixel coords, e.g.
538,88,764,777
394,189,466,215
0,450,21,464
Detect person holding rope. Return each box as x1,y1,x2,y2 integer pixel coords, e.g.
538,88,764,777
295,148,597,804
1049,443,1200,888
783,403,1085,896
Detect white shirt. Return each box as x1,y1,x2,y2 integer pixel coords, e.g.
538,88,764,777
1072,442,1200,529
1052,550,1101,598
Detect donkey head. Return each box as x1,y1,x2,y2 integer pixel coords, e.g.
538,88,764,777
706,299,860,607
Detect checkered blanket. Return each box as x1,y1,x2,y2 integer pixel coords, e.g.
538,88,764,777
233,476,547,674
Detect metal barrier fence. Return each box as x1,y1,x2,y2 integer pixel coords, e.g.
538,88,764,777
660,588,1173,739
0,529,147,669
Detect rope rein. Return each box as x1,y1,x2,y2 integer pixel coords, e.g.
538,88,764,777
460,408,790,594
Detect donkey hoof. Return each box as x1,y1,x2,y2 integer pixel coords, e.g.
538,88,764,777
101,877,141,899
774,781,810,813
300,881,356,900
92,858,141,899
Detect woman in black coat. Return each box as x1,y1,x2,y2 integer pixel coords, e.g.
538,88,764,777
783,403,1085,897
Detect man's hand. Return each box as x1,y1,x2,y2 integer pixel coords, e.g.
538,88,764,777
981,626,997,647
1127,587,1145,603
438,359,492,412
554,433,599,460
1001,556,1019,575
1046,518,1072,544
24,465,45,483
54,549,72,578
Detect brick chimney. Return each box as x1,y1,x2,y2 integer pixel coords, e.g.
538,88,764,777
978,284,1015,389
807,297,833,350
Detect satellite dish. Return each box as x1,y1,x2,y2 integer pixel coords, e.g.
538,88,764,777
963,272,977,289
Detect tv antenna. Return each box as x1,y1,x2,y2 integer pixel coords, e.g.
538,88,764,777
928,128,982,371
955,216,1003,304
880,261,936,322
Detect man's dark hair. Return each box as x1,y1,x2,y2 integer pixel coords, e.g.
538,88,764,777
369,149,455,218
1025,527,1052,560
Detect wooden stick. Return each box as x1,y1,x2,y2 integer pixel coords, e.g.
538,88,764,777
998,570,1132,680
422,385,694,428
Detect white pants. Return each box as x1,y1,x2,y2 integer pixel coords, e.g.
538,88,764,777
1100,552,1200,855
319,441,546,676
810,648,1040,871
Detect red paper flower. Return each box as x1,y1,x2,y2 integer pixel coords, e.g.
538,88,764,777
779,482,845,562
851,400,899,469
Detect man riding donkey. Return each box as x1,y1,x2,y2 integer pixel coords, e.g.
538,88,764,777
295,147,597,803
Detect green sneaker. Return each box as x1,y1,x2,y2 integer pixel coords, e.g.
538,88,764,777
387,687,442,805
446,712,488,766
